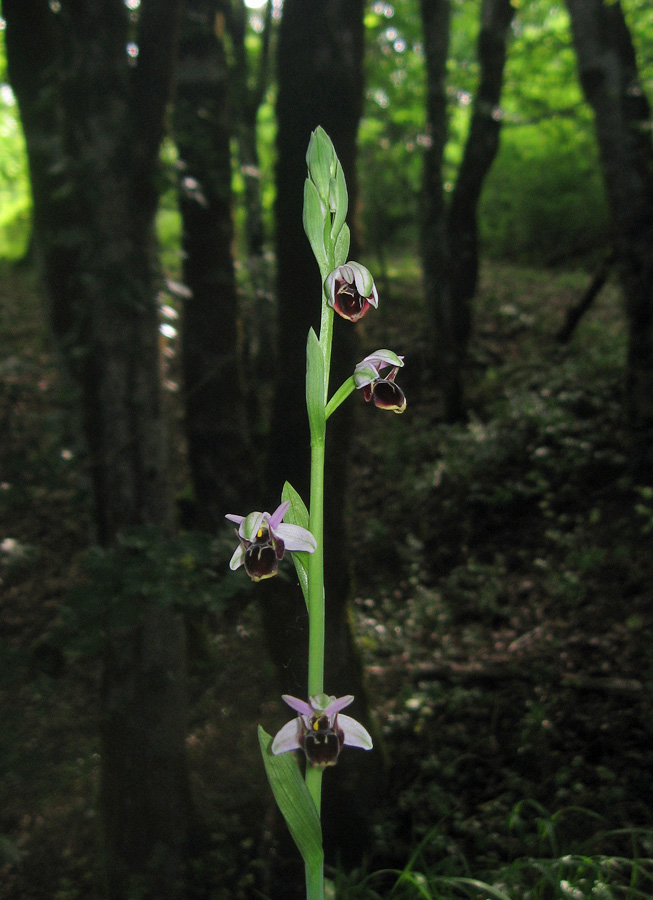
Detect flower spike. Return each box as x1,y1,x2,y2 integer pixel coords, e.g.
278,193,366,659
226,501,317,582
271,693,373,768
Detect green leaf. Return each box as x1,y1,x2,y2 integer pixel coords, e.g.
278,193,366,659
303,178,328,270
258,726,323,871
282,481,311,607
333,222,351,269
282,480,309,529
329,160,349,244
306,327,326,439
322,215,335,270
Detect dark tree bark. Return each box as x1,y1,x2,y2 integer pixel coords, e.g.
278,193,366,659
4,3,198,898
565,0,653,471
5,0,177,540
174,0,258,527
447,0,515,350
420,0,453,409
99,601,198,900
420,0,514,421
227,0,274,257
261,0,383,876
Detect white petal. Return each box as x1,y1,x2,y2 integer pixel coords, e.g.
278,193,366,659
364,349,403,368
282,694,314,716
229,544,245,570
350,262,374,299
271,718,303,755
325,269,336,298
353,362,379,388
339,714,373,750
339,264,355,284
274,523,317,553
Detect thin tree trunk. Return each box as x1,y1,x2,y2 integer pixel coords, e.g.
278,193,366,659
565,0,653,472
447,0,515,353
420,0,513,421
419,0,455,415
174,0,257,527
228,0,274,257
100,602,197,900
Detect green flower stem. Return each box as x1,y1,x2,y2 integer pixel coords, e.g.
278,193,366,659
302,192,341,900
306,260,335,707
307,431,325,703
319,278,335,401
305,850,325,900
325,375,356,420
305,429,325,899
304,265,335,823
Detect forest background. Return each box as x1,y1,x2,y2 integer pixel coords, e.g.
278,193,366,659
1,1,653,899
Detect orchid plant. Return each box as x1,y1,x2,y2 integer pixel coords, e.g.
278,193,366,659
225,127,405,900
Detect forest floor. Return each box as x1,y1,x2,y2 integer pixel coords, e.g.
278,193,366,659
1,257,653,899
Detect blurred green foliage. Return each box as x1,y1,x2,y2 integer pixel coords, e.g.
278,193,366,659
0,37,30,259
359,0,617,266
1,1,652,266
329,816,653,899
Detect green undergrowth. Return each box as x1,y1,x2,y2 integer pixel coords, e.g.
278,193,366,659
332,818,653,899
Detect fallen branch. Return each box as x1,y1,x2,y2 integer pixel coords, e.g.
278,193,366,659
556,252,615,344
369,660,644,696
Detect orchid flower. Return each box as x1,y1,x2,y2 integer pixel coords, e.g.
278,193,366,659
226,501,317,582
354,349,407,414
271,693,373,768
325,262,379,322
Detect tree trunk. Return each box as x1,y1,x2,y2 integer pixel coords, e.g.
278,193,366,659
174,0,257,527
420,0,513,421
4,4,198,898
261,0,383,873
100,602,197,900
565,0,653,473
447,0,515,353
228,0,273,257
419,0,454,413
